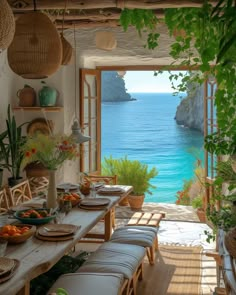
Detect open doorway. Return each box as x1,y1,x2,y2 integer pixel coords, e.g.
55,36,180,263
101,70,204,204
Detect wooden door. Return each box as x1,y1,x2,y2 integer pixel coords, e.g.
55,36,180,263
79,69,101,174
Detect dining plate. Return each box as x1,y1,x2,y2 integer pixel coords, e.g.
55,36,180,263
0,258,15,277
80,198,110,207
57,183,80,192
0,259,20,284
37,224,78,237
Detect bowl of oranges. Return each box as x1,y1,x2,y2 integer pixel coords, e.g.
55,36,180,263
59,193,81,207
0,224,36,244
14,209,56,225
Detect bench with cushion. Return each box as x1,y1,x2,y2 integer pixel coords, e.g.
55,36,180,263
77,242,145,295
109,225,158,265
47,272,124,295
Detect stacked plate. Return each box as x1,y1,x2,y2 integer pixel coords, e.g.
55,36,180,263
35,224,79,241
79,198,110,210
0,257,20,284
97,186,125,196
57,183,80,193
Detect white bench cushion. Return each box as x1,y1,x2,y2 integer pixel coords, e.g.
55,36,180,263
110,226,157,247
47,272,124,295
77,242,145,279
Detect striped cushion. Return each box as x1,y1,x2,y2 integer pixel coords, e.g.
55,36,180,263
110,226,157,247
47,272,124,295
77,242,145,279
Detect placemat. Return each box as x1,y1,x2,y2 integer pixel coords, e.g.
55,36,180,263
79,204,108,211
0,259,20,284
38,224,78,237
97,187,124,195
35,229,79,242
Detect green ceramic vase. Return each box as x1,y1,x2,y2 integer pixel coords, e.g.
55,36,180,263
38,85,57,107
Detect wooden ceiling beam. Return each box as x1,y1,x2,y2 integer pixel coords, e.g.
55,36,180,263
55,19,119,29
9,0,217,11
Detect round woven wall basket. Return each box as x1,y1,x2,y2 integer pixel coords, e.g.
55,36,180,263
0,0,15,50
95,31,117,51
7,11,62,79
61,34,73,65
224,227,236,258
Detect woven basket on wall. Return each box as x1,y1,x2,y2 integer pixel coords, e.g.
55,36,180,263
7,11,62,79
61,33,73,65
0,0,15,50
95,31,117,51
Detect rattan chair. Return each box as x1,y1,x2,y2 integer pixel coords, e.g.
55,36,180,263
0,187,10,212
84,175,117,229
6,179,32,207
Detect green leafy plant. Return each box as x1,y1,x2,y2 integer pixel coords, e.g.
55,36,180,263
0,105,26,180
102,156,158,196
191,195,203,209
119,8,160,49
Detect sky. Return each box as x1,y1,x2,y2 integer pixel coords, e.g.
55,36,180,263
123,71,186,93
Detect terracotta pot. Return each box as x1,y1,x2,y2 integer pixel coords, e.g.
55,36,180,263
25,162,49,178
128,194,145,210
196,208,206,223
17,85,36,107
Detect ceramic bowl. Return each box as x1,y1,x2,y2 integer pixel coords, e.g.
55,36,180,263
0,224,36,244
14,209,56,225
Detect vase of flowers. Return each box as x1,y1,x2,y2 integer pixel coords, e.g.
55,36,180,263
22,133,78,209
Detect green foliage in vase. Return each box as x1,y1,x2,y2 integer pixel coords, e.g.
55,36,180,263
102,156,158,196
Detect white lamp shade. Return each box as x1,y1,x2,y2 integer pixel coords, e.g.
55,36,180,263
71,119,90,144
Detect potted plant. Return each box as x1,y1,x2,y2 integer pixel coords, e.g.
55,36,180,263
102,156,158,210
191,195,206,222
0,105,26,186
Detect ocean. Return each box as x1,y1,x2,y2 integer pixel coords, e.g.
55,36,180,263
101,92,204,203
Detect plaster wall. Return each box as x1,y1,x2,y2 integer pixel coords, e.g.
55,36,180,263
0,23,181,186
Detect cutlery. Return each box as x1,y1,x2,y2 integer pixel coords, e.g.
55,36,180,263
43,227,71,233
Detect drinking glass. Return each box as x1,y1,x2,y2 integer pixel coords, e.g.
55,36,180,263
0,238,8,256
0,213,8,227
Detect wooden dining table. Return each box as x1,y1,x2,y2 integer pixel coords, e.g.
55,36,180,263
0,185,132,295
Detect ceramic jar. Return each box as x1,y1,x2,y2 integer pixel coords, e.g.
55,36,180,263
17,85,36,107
38,84,58,107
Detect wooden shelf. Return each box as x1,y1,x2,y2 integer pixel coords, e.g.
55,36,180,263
13,106,63,112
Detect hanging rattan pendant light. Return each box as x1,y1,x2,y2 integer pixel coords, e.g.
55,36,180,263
0,0,15,50
7,1,62,79
61,0,73,65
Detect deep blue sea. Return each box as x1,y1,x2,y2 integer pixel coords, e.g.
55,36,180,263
101,93,204,203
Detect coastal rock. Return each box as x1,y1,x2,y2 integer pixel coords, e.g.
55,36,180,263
102,71,136,102
175,84,204,133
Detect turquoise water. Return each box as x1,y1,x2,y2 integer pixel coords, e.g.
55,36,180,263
101,93,204,203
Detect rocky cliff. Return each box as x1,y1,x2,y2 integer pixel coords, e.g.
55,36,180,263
101,71,135,102
175,83,204,133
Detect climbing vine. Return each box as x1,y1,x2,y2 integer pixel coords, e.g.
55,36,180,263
119,1,236,155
